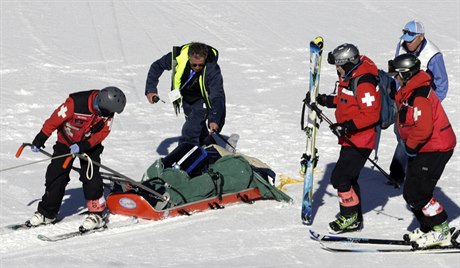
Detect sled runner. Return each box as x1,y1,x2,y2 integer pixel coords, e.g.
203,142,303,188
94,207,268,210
107,188,263,220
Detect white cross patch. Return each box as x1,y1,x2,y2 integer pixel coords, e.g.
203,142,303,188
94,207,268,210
58,105,68,118
361,92,375,107
414,107,422,121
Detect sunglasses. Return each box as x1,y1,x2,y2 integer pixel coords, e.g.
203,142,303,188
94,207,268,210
190,63,205,68
402,29,420,37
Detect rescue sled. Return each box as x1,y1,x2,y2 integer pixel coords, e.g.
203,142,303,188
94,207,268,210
107,144,292,220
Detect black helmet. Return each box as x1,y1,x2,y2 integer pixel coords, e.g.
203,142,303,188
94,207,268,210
98,87,126,114
327,43,360,66
389,54,421,81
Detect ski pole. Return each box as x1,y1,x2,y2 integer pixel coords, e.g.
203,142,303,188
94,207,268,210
1,154,71,172
0,143,73,173
15,143,175,205
16,143,128,180
307,103,400,188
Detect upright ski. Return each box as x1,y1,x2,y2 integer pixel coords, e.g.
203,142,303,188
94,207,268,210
300,37,324,225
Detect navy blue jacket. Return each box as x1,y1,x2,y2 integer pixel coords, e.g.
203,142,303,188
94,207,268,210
145,44,226,128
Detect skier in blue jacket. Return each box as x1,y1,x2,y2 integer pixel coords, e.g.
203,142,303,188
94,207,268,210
389,20,449,185
145,42,226,146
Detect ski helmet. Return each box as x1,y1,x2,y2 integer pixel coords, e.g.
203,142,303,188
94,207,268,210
98,86,126,114
327,43,360,66
389,54,421,81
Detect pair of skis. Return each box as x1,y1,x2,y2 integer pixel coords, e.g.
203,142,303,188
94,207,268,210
4,215,138,242
300,37,324,225
310,229,460,253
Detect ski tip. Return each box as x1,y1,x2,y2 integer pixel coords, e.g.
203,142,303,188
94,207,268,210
312,36,324,48
309,230,321,241
37,234,54,242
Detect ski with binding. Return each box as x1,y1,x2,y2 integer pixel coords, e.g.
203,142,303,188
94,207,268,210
37,216,138,242
310,229,460,253
300,36,324,225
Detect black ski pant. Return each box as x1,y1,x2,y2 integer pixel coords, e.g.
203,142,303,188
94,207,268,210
403,150,453,231
331,146,372,220
389,126,408,184
37,142,104,219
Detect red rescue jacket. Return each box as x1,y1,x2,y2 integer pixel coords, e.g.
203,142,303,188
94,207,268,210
40,90,113,152
333,55,381,149
395,71,456,153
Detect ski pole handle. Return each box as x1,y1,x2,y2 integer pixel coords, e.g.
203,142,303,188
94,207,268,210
152,95,165,103
17,143,53,158
62,156,74,169
15,145,25,158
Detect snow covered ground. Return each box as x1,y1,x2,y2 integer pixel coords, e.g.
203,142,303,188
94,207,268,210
1,0,459,267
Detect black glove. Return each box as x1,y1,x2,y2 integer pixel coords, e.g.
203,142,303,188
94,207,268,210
329,120,357,137
316,94,335,108
32,131,49,149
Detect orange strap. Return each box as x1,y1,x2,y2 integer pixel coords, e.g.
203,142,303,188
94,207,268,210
87,196,106,213
338,188,360,207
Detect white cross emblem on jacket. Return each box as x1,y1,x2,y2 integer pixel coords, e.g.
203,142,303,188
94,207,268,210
361,92,375,107
414,107,422,121
58,105,68,118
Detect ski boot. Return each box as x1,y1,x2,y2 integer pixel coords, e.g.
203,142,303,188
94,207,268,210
328,212,362,234
403,227,428,242
79,213,106,233
412,222,452,250
25,211,55,227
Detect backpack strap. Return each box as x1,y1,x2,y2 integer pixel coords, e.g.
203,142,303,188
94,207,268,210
407,85,431,106
350,73,378,95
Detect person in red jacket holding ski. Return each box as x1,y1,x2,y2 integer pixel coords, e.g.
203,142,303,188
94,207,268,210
26,87,126,232
389,54,456,249
314,43,381,234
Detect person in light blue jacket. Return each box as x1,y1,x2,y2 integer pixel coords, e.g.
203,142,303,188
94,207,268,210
389,20,449,185
395,20,448,101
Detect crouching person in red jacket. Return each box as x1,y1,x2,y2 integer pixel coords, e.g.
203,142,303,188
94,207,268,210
26,87,126,232
390,54,456,249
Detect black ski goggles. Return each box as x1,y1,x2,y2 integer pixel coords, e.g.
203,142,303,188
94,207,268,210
402,29,421,37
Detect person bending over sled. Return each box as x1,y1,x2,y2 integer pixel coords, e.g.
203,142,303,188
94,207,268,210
145,42,226,146
389,54,456,249
312,43,381,234
26,87,126,232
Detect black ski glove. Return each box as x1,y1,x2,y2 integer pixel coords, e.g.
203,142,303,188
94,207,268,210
32,131,49,149
329,120,357,137
316,94,336,108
